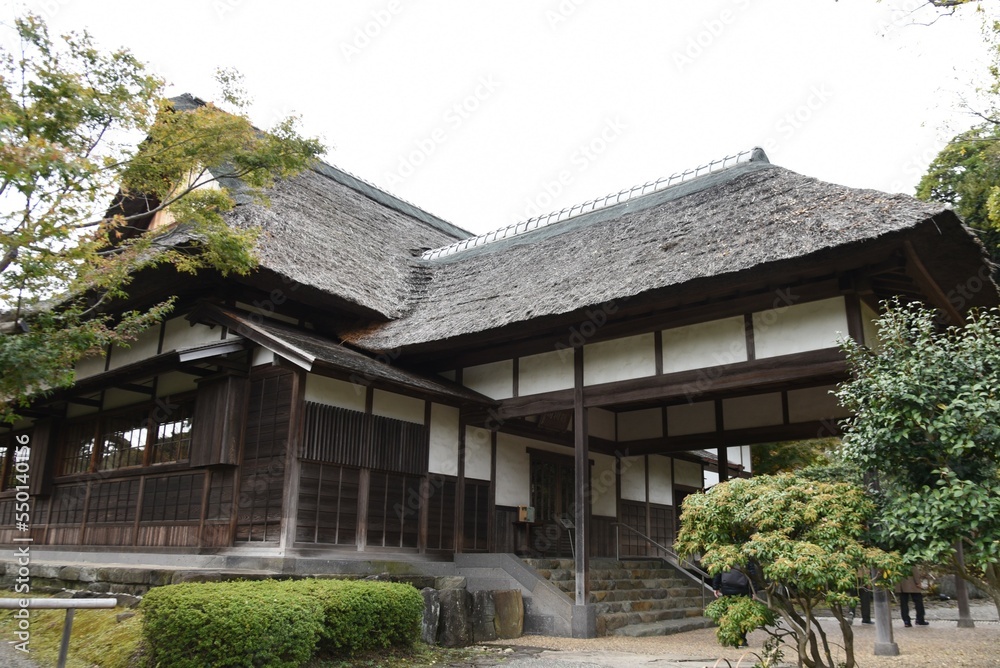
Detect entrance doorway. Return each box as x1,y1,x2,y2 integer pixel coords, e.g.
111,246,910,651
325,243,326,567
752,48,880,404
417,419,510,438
529,452,576,557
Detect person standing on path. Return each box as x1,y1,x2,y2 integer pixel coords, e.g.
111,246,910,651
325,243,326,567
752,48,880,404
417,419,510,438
894,565,929,627
712,566,753,647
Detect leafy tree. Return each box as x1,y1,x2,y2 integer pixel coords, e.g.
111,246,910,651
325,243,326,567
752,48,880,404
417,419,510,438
0,15,324,421
675,474,901,668
835,301,1000,616
916,123,1000,267
750,437,837,475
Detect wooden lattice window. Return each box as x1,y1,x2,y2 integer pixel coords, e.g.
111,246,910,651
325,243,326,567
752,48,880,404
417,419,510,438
366,471,421,549
151,405,193,464
296,462,360,546
0,431,30,491
59,399,195,475
140,473,205,523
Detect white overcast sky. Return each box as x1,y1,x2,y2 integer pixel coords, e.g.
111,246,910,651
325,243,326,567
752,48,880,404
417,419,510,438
2,0,996,235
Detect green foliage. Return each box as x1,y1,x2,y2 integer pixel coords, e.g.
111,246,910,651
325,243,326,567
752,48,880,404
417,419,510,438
140,579,424,667
675,474,900,668
836,301,1000,613
283,579,423,655
750,437,837,475
0,13,324,421
140,581,324,668
704,595,775,649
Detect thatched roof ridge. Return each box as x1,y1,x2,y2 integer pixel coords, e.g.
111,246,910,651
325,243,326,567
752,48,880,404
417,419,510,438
343,162,984,351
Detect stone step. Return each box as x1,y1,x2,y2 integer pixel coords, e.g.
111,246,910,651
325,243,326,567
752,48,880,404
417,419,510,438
551,578,693,593
596,607,707,635
612,616,716,637
592,597,704,616
589,587,706,603
540,568,693,583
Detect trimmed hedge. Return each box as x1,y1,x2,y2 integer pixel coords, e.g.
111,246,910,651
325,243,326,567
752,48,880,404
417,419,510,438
139,578,423,667
284,579,423,654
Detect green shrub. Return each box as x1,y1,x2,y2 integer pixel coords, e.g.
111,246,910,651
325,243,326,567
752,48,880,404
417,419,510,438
284,579,423,655
139,578,424,666
140,580,323,668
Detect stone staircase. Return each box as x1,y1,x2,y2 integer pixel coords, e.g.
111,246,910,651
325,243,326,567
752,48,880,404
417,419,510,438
523,557,714,637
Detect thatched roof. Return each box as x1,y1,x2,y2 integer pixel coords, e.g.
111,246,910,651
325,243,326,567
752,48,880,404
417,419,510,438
226,163,468,320
338,157,995,352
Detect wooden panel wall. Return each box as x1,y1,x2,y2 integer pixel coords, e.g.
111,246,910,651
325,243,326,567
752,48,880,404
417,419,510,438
302,402,428,475
235,367,293,543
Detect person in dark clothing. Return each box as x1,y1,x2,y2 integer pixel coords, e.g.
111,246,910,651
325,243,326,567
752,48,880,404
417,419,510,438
713,566,752,647
894,566,929,627
852,568,873,624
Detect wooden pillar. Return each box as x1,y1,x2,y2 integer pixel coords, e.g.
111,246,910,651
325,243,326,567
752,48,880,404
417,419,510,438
278,369,305,552
572,347,595,637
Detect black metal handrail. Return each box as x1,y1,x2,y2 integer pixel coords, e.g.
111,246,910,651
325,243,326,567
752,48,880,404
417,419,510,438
612,522,712,610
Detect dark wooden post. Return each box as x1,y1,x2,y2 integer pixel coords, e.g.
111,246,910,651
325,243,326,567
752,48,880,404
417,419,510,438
572,347,595,637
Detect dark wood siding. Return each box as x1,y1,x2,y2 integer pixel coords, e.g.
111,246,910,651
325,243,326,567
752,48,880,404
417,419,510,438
235,367,293,543
365,471,421,549
295,462,359,546
190,374,247,467
462,478,489,552
302,402,427,475
425,474,457,552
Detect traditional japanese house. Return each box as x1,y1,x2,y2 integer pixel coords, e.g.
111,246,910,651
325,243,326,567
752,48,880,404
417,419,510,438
1,129,996,636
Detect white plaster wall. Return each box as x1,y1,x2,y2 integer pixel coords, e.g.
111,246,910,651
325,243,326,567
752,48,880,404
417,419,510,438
495,433,532,507
648,455,673,505
75,354,106,380
704,469,720,488
428,403,460,476
584,333,656,385
156,371,197,397
305,374,366,412
727,445,751,471
740,445,752,474
861,301,881,350
617,408,663,441
674,458,703,488
662,316,747,373
162,316,222,352
723,393,784,430
591,452,617,516
108,326,161,370
787,385,850,424
463,360,514,400
465,426,493,481
588,407,616,441
253,348,275,366
372,389,425,425
620,455,646,502
667,401,716,437
753,297,848,359
518,350,574,395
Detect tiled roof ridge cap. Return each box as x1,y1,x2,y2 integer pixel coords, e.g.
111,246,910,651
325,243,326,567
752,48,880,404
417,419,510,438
421,147,769,261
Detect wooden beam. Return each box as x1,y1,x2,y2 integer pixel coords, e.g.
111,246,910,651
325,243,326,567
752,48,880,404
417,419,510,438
619,420,841,456
583,348,847,408
904,240,964,325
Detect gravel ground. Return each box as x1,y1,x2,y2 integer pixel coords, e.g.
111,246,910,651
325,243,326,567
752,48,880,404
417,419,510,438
478,599,1000,668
